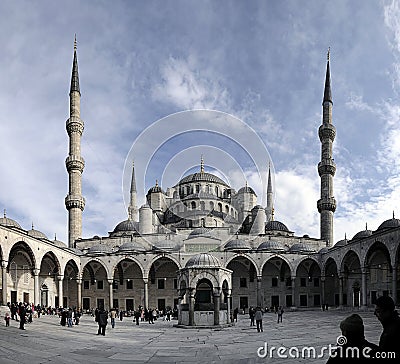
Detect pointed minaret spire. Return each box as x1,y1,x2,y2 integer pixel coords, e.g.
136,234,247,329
365,222,368,230
317,49,336,246
65,36,85,247
128,161,138,221
70,34,80,95
200,155,205,173
265,162,273,222
3,209,6,218
323,47,332,104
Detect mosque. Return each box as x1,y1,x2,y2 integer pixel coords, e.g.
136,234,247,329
0,42,399,326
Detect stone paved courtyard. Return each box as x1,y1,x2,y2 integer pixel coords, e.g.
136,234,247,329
0,309,383,363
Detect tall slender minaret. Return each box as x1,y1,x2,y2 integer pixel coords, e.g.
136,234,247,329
128,161,138,221
65,36,85,248
265,163,273,222
317,49,336,246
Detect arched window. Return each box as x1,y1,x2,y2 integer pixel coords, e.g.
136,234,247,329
225,205,229,214
195,279,213,304
206,185,210,193
210,201,214,210
191,201,196,210
195,184,200,193
215,186,219,196
218,203,222,212
186,186,190,195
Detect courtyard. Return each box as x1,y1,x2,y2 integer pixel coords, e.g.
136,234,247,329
0,309,383,363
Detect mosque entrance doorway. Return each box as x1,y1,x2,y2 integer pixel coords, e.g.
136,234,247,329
11,291,17,303
352,282,360,307
158,299,166,312
41,284,48,306
97,298,105,310
126,299,134,311
239,296,248,312
271,295,279,308
23,292,29,304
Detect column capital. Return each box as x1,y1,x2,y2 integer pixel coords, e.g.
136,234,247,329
33,268,40,276
1,260,8,269
108,279,114,285
57,274,64,281
76,278,82,285
257,275,262,282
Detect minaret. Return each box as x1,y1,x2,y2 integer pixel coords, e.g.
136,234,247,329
265,163,273,222
128,161,138,221
317,49,336,246
65,36,85,248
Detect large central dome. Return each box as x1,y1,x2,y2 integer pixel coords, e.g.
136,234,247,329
177,172,229,187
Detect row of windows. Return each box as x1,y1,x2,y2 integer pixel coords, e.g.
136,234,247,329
177,185,231,198
83,279,178,290
171,201,237,217
237,277,320,288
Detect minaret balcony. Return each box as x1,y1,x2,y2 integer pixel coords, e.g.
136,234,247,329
318,123,336,142
318,159,336,176
65,155,85,172
66,116,84,135
65,194,86,211
317,197,336,213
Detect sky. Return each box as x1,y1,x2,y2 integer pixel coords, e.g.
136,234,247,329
1,0,400,245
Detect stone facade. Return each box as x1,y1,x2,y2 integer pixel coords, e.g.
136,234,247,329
0,44,399,316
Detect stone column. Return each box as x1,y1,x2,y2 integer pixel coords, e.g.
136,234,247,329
143,277,149,309
77,279,82,310
320,277,326,307
226,291,231,324
213,290,221,326
58,275,64,308
361,269,367,308
256,276,263,307
33,269,40,306
339,276,344,307
1,260,7,305
392,265,397,306
291,277,296,307
108,279,113,310
188,288,195,326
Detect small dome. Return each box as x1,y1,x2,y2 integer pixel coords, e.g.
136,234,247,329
257,241,287,252
118,242,145,253
224,238,251,251
352,229,373,240
335,239,348,247
185,253,221,268
87,244,113,255
188,227,212,239
53,239,66,248
319,247,329,254
289,243,315,253
66,247,84,256
0,216,21,229
153,240,180,251
147,181,164,194
377,217,400,231
265,220,289,232
237,186,256,195
113,219,138,233
27,228,48,239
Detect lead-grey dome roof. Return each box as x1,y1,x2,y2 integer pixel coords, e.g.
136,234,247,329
257,241,287,252
224,238,251,251
185,253,221,268
87,244,113,255
237,186,256,195
265,220,289,232
0,216,21,229
352,229,373,240
187,227,212,239
27,228,48,239
289,243,315,253
113,219,138,234
178,172,228,187
153,240,180,251
118,242,145,253
377,217,400,231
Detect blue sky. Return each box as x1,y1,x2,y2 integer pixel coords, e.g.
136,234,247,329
1,0,400,245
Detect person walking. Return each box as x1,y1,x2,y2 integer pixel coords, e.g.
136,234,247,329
277,306,284,323
110,308,116,328
18,303,26,330
97,309,108,336
134,309,140,325
255,307,263,333
119,309,123,321
249,306,255,326
4,312,10,327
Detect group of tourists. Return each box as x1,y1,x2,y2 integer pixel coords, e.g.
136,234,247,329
4,302,38,330
59,307,81,327
246,305,284,332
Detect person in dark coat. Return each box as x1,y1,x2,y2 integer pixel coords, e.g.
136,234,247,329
60,309,67,326
249,307,255,326
18,303,26,330
134,310,140,326
326,313,378,363
97,309,108,336
374,296,400,362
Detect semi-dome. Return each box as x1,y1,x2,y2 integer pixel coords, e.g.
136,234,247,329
257,241,287,252
352,229,373,240
224,238,251,251
0,216,21,229
289,243,315,253
153,240,180,251
118,242,145,253
87,244,113,255
27,228,48,239
113,219,138,233
265,220,289,232
187,227,212,239
377,217,400,231
185,253,221,268
178,172,229,187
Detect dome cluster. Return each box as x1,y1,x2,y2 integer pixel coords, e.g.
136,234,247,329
185,253,221,268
